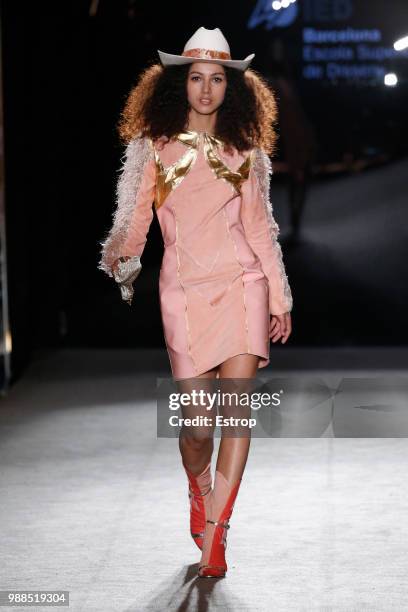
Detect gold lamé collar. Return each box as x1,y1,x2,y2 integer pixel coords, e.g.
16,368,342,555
175,130,224,149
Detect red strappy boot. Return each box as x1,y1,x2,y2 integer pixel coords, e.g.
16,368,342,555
197,470,242,578
183,461,212,550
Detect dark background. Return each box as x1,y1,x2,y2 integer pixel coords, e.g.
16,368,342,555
2,0,408,380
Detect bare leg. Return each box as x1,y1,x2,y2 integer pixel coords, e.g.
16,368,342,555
178,367,217,475
177,367,218,550
197,354,260,576
216,354,259,484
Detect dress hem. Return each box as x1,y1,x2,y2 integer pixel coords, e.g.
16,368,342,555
172,351,270,381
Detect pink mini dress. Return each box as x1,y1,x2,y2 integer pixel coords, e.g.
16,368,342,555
98,129,293,380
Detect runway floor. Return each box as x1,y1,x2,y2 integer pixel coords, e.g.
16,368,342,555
1,348,408,611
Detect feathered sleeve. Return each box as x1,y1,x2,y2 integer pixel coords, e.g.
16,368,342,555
97,135,157,305
240,146,293,316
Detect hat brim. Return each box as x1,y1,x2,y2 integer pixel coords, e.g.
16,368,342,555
157,50,255,71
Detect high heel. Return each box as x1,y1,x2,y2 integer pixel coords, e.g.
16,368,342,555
197,471,242,578
183,461,212,550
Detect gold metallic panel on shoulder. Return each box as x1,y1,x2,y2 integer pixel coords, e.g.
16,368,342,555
203,133,253,195
153,135,199,209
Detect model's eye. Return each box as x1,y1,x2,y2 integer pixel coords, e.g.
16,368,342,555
190,76,224,82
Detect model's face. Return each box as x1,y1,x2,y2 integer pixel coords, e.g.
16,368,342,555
186,62,227,115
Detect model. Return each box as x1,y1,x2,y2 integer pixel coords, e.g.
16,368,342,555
98,26,293,578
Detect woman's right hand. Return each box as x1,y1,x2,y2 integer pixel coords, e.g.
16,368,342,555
269,312,292,344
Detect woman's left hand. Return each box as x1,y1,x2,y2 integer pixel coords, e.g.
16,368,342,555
269,312,292,344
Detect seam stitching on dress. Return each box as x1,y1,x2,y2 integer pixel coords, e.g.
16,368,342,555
222,207,251,354
171,201,198,375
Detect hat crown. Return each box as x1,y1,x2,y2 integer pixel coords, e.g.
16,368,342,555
183,27,230,55
157,25,254,71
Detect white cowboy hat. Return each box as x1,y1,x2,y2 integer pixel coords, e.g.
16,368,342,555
157,26,255,71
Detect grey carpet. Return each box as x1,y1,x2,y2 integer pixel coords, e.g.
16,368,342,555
0,348,407,611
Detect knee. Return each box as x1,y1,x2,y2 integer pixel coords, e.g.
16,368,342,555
181,431,213,450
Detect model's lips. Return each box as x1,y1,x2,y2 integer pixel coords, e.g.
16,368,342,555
200,99,212,104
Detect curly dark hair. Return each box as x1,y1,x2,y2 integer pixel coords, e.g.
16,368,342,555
117,62,278,155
